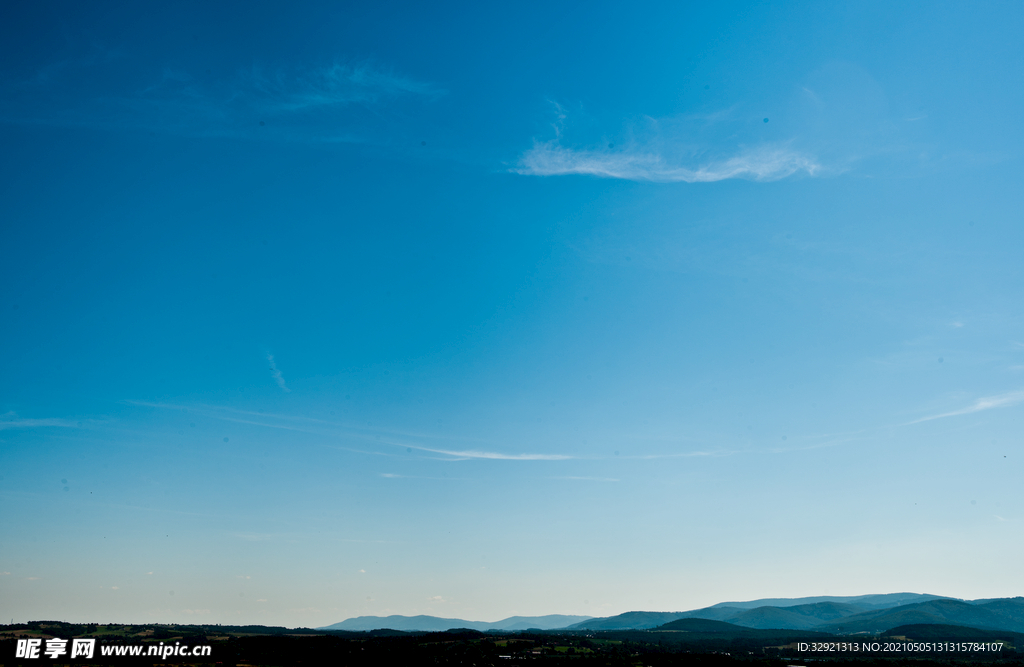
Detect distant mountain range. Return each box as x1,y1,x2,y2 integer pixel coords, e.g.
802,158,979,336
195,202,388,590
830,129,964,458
707,592,946,611
568,594,1024,634
320,593,1024,634
319,614,593,632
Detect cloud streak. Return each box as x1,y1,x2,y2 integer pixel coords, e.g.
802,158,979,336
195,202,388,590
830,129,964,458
908,389,1024,424
406,445,572,461
266,354,291,392
242,62,440,114
1,59,439,143
0,412,83,431
516,141,821,183
123,400,573,461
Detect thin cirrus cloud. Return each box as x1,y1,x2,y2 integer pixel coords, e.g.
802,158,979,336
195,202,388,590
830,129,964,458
241,62,440,113
907,389,1024,424
1,59,439,141
516,141,821,183
0,412,82,431
406,444,572,461
121,400,572,461
266,354,290,393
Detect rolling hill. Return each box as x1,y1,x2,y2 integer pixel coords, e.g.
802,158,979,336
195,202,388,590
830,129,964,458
708,592,945,610
815,598,1024,634
321,594,1024,635
318,614,591,632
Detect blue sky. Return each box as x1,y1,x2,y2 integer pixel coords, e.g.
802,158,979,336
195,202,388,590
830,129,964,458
2,1,1023,626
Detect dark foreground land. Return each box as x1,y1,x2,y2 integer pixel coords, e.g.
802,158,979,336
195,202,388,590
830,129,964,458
2,621,1022,666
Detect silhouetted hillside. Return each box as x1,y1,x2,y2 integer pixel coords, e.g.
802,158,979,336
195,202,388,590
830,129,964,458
656,618,755,633
322,595,1024,634
883,623,1023,642
817,598,1024,634
320,613,592,632
708,592,945,610
564,611,688,630
721,606,826,630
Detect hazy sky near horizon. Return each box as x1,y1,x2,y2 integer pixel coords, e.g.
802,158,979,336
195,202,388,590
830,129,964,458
2,1,1024,626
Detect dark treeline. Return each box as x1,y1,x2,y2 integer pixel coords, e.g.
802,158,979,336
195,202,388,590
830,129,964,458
2,623,1022,666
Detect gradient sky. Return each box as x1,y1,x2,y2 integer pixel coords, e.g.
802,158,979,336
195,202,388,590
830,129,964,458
2,1,1024,627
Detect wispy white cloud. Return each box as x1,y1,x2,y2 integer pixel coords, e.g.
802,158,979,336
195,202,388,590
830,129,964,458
908,389,1024,424
516,141,821,183
266,354,291,392
407,444,572,461
125,399,569,461
124,400,572,461
1,59,439,143
0,412,83,431
516,65,918,185
126,400,465,442
243,62,440,113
